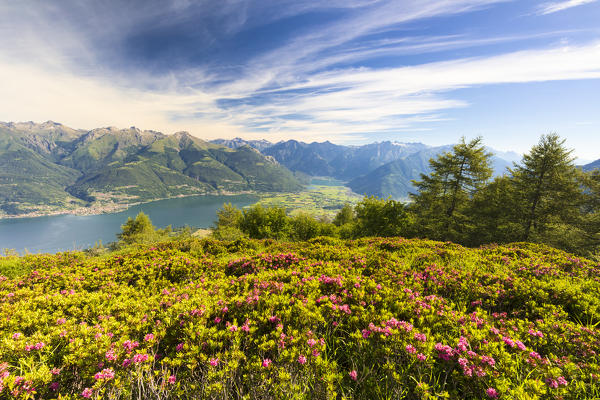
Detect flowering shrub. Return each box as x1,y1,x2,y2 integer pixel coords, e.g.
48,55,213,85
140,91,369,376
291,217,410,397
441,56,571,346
0,237,599,399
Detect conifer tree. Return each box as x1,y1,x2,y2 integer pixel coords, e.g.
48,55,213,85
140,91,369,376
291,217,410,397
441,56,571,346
410,136,492,242
511,133,581,241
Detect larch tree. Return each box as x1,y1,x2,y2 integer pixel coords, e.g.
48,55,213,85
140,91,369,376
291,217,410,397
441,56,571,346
410,136,493,242
511,133,582,242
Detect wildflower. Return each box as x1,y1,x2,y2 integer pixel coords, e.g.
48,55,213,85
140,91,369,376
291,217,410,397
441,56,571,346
94,368,115,380
546,378,559,389
167,375,176,384
122,340,139,352
312,349,321,357
229,325,238,332
481,355,496,366
12,333,21,340
405,344,416,354
144,333,155,342
262,358,272,368
557,376,568,386
132,353,148,363
414,332,426,342
417,353,427,362
176,342,184,351
298,355,307,365
122,358,131,367
82,388,93,398
486,388,498,398
349,370,358,381
105,349,117,361
56,318,66,325
307,338,317,347
209,358,219,366
50,382,59,391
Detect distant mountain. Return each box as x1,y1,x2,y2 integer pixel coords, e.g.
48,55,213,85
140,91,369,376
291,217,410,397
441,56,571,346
262,140,429,179
0,122,301,216
213,137,518,200
211,137,273,151
582,159,600,172
349,147,518,200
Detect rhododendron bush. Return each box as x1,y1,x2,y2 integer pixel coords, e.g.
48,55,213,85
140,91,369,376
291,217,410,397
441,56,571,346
0,237,599,399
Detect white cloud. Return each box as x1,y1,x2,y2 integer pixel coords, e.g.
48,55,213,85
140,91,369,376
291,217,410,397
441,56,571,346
537,0,597,14
1,0,600,147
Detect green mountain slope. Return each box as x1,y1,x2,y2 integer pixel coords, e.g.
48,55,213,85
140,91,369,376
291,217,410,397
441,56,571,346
0,126,83,214
0,122,302,217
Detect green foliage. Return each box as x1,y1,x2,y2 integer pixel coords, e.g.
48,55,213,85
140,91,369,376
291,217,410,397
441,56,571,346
410,137,493,243
353,196,411,237
238,205,291,240
333,203,355,226
511,133,582,242
0,238,599,399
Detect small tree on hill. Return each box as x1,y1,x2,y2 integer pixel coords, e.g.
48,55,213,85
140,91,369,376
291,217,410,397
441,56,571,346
410,136,492,242
117,212,156,244
511,133,582,242
353,196,410,237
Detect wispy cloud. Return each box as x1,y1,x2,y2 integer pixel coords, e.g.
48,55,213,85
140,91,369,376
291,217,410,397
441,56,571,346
537,0,597,15
0,0,599,147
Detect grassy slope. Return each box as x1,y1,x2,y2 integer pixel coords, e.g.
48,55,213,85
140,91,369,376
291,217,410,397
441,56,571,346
0,237,598,399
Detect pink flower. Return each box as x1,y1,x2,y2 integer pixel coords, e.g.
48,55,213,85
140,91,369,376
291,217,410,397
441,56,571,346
405,344,416,354
132,353,148,364
94,368,115,380
349,370,357,381
51,368,61,375
312,349,320,357
417,353,427,362
502,337,515,348
307,338,317,347
176,342,184,351
546,378,559,389
50,382,59,391
229,325,238,332
167,375,176,384
122,358,131,367
262,358,272,368
34,342,45,350
122,340,139,352
105,349,117,361
557,376,568,386
12,332,21,340
414,333,427,342
82,388,93,398
209,358,219,366
298,355,307,365
144,333,155,342
56,318,66,325
486,388,498,398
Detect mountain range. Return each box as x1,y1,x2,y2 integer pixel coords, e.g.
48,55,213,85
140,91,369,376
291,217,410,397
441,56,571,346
2,122,595,218
210,137,522,199
0,122,301,217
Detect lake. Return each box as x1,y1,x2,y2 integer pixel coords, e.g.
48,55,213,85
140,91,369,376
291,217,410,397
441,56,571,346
0,194,258,254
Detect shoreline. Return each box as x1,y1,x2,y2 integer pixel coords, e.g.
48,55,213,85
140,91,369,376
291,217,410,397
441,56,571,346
0,190,261,221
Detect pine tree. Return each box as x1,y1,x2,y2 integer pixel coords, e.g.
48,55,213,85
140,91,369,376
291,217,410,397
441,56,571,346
410,136,492,242
511,133,581,241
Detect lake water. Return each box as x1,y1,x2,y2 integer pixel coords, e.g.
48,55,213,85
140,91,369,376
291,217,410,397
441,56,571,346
0,194,258,254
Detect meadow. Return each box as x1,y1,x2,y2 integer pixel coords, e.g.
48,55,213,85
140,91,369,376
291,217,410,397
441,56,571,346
0,236,599,399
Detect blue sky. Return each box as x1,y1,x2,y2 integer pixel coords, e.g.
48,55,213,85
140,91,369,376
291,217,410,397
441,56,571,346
0,1,599,160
